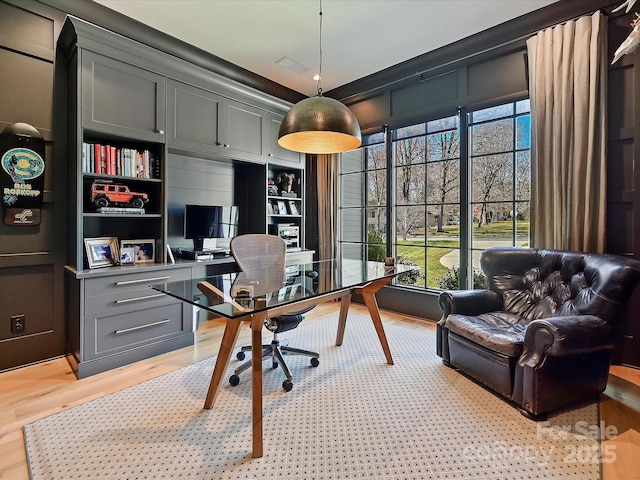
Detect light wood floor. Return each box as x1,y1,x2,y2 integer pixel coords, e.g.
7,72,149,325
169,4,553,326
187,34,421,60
0,302,638,479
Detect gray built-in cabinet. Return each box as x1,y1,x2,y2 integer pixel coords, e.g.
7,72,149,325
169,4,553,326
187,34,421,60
82,50,166,143
266,113,303,166
58,16,307,377
166,78,302,167
167,79,263,163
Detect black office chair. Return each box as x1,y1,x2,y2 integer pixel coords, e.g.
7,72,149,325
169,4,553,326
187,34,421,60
228,233,319,392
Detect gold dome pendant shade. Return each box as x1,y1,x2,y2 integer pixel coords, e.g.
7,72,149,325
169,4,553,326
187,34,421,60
277,96,362,154
276,0,361,155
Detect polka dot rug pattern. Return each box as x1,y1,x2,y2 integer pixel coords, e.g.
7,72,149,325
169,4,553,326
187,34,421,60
24,314,600,479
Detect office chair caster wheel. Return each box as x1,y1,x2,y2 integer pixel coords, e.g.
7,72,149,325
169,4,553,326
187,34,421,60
272,361,279,369
310,357,319,367
229,375,240,386
283,380,293,392
236,351,246,361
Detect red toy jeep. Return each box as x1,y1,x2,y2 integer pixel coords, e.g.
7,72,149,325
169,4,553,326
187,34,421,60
90,181,149,209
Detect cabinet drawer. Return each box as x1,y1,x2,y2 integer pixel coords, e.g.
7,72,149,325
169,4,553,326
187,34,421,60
84,284,186,315
84,267,191,297
85,303,186,360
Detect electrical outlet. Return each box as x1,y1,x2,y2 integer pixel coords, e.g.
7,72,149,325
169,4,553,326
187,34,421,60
11,314,25,333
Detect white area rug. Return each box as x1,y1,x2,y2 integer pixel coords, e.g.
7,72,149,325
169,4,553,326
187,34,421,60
24,313,600,479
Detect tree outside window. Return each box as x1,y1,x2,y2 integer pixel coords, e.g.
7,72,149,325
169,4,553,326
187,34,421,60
338,99,530,291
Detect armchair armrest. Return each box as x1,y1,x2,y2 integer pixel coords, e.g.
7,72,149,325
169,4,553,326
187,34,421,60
522,315,615,362
438,290,503,318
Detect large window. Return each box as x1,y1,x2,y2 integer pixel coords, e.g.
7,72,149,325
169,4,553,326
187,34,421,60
339,133,387,263
338,99,530,290
469,100,531,282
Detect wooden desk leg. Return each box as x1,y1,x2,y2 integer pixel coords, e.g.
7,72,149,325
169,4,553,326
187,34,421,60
335,293,351,346
251,311,267,458
361,283,394,365
355,277,394,365
203,319,242,410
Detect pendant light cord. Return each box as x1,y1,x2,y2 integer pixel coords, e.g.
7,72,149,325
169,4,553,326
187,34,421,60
317,0,323,97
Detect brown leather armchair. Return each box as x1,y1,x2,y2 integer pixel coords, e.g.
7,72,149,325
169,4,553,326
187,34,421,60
437,247,640,419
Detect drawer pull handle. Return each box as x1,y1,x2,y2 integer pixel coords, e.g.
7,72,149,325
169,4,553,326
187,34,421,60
115,319,170,334
116,276,171,286
115,293,166,304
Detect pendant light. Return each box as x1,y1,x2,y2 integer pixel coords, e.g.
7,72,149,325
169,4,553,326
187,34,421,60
278,1,361,154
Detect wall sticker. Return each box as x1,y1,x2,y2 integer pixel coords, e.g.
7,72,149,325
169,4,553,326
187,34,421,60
0,122,45,226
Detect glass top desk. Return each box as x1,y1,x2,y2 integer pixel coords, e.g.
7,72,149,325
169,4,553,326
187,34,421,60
151,259,415,458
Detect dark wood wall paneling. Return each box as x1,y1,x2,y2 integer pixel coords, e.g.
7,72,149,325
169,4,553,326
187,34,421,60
607,8,640,366
0,0,67,370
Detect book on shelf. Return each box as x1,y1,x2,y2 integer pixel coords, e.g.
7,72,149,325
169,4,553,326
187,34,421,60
96,207,145,214
81,141,161,180
110,145,116,176
152,154,161,179
105,145,112,175
122,148,131,177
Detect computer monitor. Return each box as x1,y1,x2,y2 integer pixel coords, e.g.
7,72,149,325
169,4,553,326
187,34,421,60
184,204,238,252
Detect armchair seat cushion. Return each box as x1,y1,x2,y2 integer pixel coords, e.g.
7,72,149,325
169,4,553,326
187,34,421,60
446,312,528,357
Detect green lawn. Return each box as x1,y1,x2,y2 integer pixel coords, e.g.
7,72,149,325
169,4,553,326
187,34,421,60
426,220,529,238
393,221,529,288
397,240,456,288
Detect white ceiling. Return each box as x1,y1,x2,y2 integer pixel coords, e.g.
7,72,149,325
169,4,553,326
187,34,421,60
93,0,558,97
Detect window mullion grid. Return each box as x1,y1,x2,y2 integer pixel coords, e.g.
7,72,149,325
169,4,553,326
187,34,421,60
385,126,394,259
363,149,370,259
512,111,517,246
459,107,471,290
422,135,428,286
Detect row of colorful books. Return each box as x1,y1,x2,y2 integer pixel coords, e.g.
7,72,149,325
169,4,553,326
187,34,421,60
82,142,161,179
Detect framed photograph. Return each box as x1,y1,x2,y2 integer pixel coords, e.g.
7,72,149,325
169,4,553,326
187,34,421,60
288,201,300,215
277,200,287,215
267,202,273,215
120,239,155,263
84,237,119,269
120,247,136,265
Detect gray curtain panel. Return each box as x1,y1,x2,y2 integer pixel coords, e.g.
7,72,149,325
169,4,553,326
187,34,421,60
315,153,340,293
316,153,340,261
526,12,607,252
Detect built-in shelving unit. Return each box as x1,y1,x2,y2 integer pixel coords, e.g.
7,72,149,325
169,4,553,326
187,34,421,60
78,136,165,269
267,165,304,251
57,15,311,378
59,17,191,378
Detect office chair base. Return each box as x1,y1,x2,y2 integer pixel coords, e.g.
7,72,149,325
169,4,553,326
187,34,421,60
229,339,319,391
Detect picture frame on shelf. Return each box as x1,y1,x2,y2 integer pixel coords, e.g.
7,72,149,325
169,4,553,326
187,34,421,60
120,247,136,265
268,183,279,197
288,201,300,215
277,200,287,215
267,202,273,215
84,237,119,269
120,239,155,263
